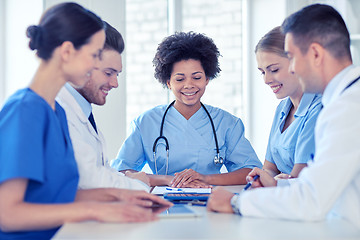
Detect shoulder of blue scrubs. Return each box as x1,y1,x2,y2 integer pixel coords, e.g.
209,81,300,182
202,104,240,125
132,104,169,127
204,104,262,170
295,93,322,118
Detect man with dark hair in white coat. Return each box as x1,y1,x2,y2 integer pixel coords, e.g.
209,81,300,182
57,22,149,191
207,4,360,228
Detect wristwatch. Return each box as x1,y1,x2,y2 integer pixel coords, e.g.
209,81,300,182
230,194,242,215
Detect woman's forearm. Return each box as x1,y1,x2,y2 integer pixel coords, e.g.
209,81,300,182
204,168,252,185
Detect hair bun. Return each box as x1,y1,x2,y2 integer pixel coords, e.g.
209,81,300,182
26,25,43,50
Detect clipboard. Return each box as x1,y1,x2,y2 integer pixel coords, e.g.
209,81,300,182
164,192,210,201
151,186,212,195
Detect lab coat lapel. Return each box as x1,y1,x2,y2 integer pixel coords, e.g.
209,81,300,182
57,86,107,165
56,87,102,142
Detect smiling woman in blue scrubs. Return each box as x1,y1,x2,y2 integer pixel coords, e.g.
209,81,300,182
0,3,170,239
112,32,262,187
255,26,322,179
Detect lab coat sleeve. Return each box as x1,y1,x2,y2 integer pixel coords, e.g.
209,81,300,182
238,94,360,222
276,178,296,187
111,120,148,172
224,119,262,172
68,121,150,192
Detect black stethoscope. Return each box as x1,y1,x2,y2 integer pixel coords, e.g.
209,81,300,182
152,100,223,175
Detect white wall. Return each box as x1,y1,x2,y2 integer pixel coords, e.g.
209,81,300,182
0,1,5,105
2,0,42,103
246,0,287,161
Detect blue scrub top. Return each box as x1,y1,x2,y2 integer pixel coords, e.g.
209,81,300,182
0,88,79,240
112,104,262,175
265,93,322,174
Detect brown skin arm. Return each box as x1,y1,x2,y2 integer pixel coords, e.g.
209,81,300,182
171,168,252,187
120,169,173,187
147,174,173,187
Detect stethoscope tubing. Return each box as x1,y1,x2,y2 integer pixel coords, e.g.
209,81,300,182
152,101,174,153
152,100,223,175
200,102,220,158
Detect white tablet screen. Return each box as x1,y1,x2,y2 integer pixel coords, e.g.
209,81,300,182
157,205,203,218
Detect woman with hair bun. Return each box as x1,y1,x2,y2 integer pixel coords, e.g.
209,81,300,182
0,3,170,239
112,32,262,187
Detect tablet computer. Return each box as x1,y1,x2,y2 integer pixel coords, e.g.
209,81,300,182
153,204,203,218
163,192,210,201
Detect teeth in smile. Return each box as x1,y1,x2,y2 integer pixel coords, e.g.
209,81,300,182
271,85,282,91
183,92,196,96
102,89,109,94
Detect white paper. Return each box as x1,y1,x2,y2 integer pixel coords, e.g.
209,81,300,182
151,186,212,195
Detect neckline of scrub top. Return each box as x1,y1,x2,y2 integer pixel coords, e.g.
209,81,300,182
280,93,317,120
27,87,60,113
169,104,206,126
27,88,72,146
294,93,318,117
279,93,317,134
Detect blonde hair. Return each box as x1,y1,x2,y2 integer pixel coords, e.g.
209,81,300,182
255,26,287,57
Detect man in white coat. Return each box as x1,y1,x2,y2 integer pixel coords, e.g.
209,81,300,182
57,22,149,191
207,4,360,228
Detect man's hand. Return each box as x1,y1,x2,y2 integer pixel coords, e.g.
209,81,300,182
207,187,235,213
246,167,277,188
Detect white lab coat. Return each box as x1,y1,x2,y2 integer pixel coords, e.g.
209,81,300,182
56,86,149,191
238,65,360,228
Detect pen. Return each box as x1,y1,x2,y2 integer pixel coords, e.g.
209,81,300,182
242,175,259,191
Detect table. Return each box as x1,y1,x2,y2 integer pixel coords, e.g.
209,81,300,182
52,186,360,240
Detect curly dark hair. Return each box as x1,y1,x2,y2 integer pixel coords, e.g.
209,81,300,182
153,31,221,88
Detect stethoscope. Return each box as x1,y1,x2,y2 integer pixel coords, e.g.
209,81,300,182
152,100,223,175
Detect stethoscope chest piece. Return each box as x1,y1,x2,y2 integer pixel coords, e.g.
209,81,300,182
214,154,224,165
